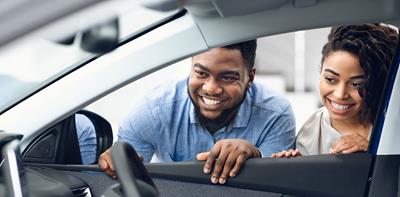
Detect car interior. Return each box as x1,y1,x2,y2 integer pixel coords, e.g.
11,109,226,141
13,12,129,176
2,34,398,197
0,0,400,197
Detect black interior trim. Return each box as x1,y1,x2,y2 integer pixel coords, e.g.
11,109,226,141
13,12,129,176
23,114,82,164
368,155,400,197
24,163,103,172
147,153,372,197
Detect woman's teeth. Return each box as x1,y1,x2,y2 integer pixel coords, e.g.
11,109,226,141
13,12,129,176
331,101,352,110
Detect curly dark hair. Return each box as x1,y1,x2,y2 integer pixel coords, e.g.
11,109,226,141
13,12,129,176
223,39,257,71
321,23,398,125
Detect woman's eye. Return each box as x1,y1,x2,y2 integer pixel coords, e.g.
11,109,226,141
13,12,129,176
350,82,363,88
324,77,336,83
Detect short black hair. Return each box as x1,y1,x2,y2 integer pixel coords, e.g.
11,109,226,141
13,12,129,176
321,23,398,124
223,39,257,71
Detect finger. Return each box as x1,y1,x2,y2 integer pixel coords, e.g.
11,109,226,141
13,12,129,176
211,148,229,184
99,151,110,170
218,153,237,184
99,149,116,178
293,149,302,156
275,151,287,158
105,151,115,172
284,149,294,157
271,153,276,158
229,154,246,177
197,152,209,161
276,151,285,157
330,137,348,153
105,169,116,178
331,142,352,154
342,145,365,154
98,158,115,177
277,150,287,157
341,139,368,154
204,145,221,174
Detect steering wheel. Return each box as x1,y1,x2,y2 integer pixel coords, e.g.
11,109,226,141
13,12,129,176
103,142,158,197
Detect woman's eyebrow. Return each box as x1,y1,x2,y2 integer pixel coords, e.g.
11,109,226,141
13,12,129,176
350,75,364,80
323,68,339,76
323,68,364,79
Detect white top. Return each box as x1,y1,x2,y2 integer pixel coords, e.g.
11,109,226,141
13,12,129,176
296,107,342,155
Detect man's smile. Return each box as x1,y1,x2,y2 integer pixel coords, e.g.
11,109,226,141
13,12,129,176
198,94,228,111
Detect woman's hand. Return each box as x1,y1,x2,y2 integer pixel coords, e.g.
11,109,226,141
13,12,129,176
329,133,368,154
271,149,302,158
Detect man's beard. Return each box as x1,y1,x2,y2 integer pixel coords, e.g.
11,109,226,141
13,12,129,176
187,87,246,133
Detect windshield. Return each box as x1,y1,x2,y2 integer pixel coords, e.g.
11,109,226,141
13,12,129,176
0,1,176,114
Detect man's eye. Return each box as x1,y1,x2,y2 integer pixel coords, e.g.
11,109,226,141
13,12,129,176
222,76,238,81
195,70,207,77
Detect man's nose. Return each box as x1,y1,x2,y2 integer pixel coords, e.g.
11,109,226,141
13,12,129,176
333,83,348,99
202,78,223,95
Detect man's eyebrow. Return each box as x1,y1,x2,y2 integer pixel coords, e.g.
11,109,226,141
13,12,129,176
220,70,240,76
194,63,240,76
193,63,209,72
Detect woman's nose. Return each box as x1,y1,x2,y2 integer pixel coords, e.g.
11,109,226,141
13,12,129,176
333,84,348,99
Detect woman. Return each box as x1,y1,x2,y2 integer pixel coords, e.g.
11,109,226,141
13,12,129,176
272,24,398,157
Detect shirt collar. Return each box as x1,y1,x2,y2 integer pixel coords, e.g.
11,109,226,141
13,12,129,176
189,87,253,129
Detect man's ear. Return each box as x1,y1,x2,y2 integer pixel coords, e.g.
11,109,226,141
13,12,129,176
248,67,256,85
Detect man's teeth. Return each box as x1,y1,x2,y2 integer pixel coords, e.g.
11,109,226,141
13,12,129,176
331,101,351,110
203,97,221,105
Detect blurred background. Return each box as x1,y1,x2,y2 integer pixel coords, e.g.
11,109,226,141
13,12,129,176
86,27,330,135
0,2,331,136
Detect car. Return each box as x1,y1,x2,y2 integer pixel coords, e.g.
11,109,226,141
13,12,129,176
0,0,399,196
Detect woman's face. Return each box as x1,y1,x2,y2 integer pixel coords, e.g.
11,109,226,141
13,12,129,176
320,51,365,123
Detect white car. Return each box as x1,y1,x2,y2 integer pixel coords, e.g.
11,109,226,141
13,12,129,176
0,0,399,196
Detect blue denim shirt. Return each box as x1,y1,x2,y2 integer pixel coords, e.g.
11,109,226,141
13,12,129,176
118,78,295,163
75,114,97,164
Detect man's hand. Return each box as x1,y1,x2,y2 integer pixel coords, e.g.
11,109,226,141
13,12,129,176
98,148,116,178
270,149,301,158
329,133,368,154
196,139,261,184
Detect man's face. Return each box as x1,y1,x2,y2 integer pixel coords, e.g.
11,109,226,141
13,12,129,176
188,48,255,120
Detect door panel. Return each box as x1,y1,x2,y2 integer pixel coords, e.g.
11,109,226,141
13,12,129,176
147,153,372,197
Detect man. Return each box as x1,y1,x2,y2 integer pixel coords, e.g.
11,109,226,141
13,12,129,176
75,114,97,164
99,40,295,184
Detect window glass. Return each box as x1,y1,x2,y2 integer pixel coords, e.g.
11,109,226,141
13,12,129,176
0,1,176,113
